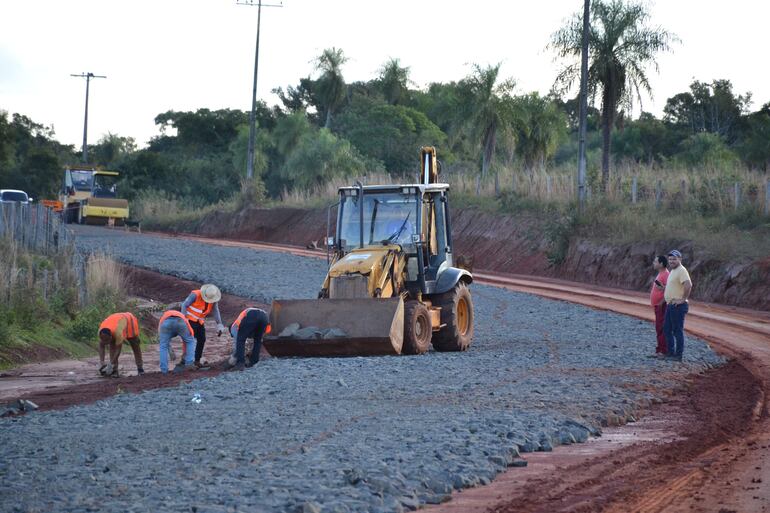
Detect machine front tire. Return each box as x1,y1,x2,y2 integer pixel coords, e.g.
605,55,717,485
403,301,432,355
431,281,474,352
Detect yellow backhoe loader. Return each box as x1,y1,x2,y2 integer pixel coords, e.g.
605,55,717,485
263,147,474,357
59,166,129,225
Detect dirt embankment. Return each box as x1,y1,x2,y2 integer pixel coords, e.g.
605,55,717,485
167,206,770,310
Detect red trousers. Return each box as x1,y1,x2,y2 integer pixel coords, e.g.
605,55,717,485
653,302,668,353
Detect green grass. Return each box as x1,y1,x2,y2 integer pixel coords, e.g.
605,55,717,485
0,241,140,369
0,322,97,370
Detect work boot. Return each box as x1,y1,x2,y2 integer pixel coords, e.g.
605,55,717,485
137,367,145,375
222,360,245,372
173,364,191,374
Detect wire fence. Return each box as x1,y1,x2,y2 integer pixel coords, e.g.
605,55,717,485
0,202,72,254
455,171,770,215
0,202,88,309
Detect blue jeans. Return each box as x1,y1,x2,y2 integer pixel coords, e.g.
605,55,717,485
159,318,196,373
664,302,689,357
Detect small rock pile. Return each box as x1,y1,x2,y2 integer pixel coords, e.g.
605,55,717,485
278,322,349,340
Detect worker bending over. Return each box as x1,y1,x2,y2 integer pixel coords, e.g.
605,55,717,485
98,312,144,377
182,284,225,368
224,307,270,371
158,310,197,374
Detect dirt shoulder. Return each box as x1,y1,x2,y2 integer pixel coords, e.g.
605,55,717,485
0,266,266,409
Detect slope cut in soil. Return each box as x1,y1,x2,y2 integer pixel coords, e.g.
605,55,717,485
163,206,770,310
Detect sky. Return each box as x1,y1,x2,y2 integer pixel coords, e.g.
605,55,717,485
1,0,768,149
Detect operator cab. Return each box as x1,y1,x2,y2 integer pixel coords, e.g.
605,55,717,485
63,168,119,198
334,183,454,290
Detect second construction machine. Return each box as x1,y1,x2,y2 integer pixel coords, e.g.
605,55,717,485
263,147,474,357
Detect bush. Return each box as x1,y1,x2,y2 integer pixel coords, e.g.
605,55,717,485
66,304,114,342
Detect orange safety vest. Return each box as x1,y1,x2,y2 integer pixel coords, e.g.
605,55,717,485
233,308,271,334
99,312,139,340
185,290,213,325
159,310,194,337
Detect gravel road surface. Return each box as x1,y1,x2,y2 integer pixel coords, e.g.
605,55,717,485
0,226,723,513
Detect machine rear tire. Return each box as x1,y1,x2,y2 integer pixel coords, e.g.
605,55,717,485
431,281,473,352
403,301,432,355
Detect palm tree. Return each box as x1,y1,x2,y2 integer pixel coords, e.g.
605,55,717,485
512,93,568,172
460,64,516,195
551,0,676,192
315,47,348,128
379,58,411,105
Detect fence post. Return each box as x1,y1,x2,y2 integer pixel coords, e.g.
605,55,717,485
42,269,48,302
765,177,770,216
632,176,638,204
78,257,88,307
655,180,662,209
546,174,552,199
680,179,687,201
734,182,741,211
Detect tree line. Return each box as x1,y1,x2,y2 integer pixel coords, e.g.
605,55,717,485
1,0,769,205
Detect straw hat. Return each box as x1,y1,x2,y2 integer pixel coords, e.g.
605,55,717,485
200,284,222,303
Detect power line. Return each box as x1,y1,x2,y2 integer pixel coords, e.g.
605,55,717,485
70,72,106,164
237,0,283,180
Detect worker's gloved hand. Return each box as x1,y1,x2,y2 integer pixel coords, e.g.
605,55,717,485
217,324,225,337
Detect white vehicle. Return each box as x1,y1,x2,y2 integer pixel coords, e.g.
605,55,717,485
0,189,32,204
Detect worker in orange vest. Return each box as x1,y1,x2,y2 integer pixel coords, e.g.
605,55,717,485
223,307,270,371
158,310,197,374
98,312,144,377
181,284,225,368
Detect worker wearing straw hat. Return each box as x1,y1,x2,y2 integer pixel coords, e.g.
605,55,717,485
181,284,225,368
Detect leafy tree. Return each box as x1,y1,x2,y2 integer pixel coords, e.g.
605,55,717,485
273,78,324,125
118,151,179,198
378,58,411,105
273,111,313,157
314,48,348,128
511,93,568,171
89,133,137,168
458,63,516,194
736,105,770,170
334,96,446,174
0,112,74,198
675,132,739,168
552,96,601,131
278,128,381,190
229,125,271,180
612,112,675,164
552,0,676,192
664,79,751,142
154,108,250,154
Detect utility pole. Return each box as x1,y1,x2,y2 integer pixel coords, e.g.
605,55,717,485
576,0,590,213
70,72,106,164
237,0,282,179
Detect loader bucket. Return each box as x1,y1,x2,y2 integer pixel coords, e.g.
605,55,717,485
263,298,404,357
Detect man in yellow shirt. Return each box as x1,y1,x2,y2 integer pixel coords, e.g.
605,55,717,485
663,250,692,362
